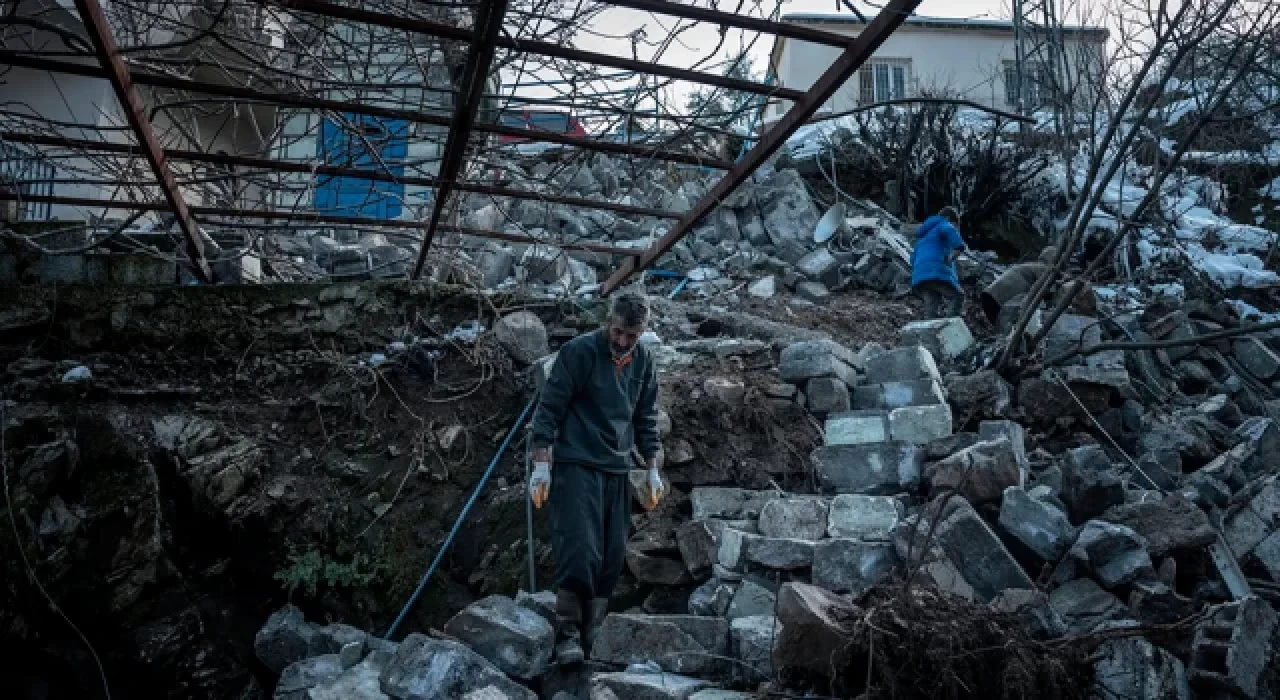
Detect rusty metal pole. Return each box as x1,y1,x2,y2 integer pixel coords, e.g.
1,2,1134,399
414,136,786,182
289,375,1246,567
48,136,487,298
71,0,213,283
600,0,923,295
411,0,510,279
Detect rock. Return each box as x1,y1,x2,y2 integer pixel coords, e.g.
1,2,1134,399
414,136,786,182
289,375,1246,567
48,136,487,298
1048,578,1132,635
862,346,941,383
796,249,842,287
717,528,754,573
475,246,515,287
517,244,568,285
1233,337,1280,380
676,521,718,579
778,340,861,386
730,615,778,682
587,670,711,700
989,589,1067,638
590,614,730,676
690,488,776,520
688,578,736,617
745,536,815,570
493,312,549,366
747,276,776,298
1066,521,1154,588
627,550,693,586
944,370,1013,420
979,420,1028,475
773,582,857,676
758,498,829,541
825,410,889,446
726,579,776,620
380,634,534,700
1235,417,1280,475
805,377,851,415
925,438,1020,505
826,494,902,540
515,590,557,631
899,317,975,361
1042,314,1103,365
442,595,555,680
888,403,953,444
181,438,263,515
1188,596,1278,699
893,496,1032,602
274,655,344,699
852,379,947,410
1061,446,1125,523
255,604,318,674
1224,475,1280,558
999,487,1076,562
811,539,898,595
702,377,746,406
812,442,923,495
796,280,831,303
1094,637,1191,700
1098,496,1217,558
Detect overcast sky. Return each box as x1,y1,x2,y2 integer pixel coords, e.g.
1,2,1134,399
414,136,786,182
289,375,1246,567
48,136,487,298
502,0,1014,117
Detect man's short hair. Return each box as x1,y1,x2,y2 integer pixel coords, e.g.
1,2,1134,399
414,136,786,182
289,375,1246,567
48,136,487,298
608,291,650,328
938,206,961,225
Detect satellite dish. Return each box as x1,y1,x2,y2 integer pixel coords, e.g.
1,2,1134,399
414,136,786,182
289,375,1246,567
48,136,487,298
813,202,847,244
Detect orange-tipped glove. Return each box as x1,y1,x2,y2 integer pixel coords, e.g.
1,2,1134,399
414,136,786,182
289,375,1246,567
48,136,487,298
641,467,665,512
530,461,551,509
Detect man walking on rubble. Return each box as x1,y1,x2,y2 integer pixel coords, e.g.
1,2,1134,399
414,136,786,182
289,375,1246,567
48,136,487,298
528,291,665,664
911,205,969,319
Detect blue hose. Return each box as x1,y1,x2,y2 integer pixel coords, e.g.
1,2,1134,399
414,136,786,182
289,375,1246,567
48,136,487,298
668,277,690,299
384,394,538,639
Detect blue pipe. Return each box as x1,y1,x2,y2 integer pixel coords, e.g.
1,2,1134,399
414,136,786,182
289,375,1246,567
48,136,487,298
668,277,690,299
385,395,539,639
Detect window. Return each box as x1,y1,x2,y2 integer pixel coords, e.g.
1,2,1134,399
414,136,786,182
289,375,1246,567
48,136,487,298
1004,61,1053,108
858,59,911,104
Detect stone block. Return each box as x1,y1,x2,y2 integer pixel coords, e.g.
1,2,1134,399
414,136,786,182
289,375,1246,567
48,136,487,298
1099,496,1217,558
688,578,736,617
494,311,549,366
726,579,776,620
980,420,1028,478
888,403,953,444
778,340,861,385
824,410,889,446
442,595,555,680
676,521,718,579
805,377,851,415
852,379,946,410
899,317,975,361
925,438,1020,505
1189,597,1278,699
1235,417,1280,475
1048,578,1132,635
1252,529,1280,581
590,614,730,676
717,528,756,573
990,589,1067,638
862,346,941,383
893,496,1032,603
811,442,923,495
703,377,747,406
744,536,815,570
1065,521,1154,588
627,549,693,586
811,539,898,595
1224,475,1280,558
999,487,1076,562
587,670,711,700
758,497,830,541
380,635,535,700
773,583,857,676
796,281,831,303
945,370,1013,420
1094,637,1191,700
796,249,842,287
255,604,319,674
690,488,777,520
1234,337,1280,380
827,494,902,540
1061,446,1125,524
730,616,779,683
1043,314,1103,366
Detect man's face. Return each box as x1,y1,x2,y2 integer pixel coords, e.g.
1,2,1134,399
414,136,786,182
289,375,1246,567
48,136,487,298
606,318,645,356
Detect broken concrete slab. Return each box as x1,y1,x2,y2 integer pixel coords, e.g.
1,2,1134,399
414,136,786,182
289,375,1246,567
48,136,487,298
590,614,730,676
888,403,953,444
893,496,1032,603
898,317,975,361
826,494,902,540
757,497,829,541
999,486,1076,563
442,595,555,680
1188,596,1278,699
1047,578,1133,635
852,378,947,410
778,340,861,386
811,539,898,595
1099,496,1217,558
925,438,1020,505
812,442,923,495
773,583,857,676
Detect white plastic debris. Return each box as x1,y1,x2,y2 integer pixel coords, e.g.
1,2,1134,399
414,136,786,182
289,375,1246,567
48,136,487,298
61,366,92,383
686,267,721,282
444,320,486,344
639,330,662,346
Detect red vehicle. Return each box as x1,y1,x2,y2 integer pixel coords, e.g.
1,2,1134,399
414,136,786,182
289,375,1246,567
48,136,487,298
497,110,587,142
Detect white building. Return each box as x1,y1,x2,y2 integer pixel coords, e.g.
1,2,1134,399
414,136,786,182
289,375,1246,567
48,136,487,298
767,14,1108,121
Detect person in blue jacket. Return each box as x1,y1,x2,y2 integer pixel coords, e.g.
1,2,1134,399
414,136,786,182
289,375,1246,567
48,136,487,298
911,206,968,319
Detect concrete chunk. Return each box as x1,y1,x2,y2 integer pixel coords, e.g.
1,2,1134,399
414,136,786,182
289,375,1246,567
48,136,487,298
1188,597,1278,699
745,536,816,570
999,487,1076,562
852,379,946,410
778,340,861,384
812,539,898,594
758,498,829,541
812,442,923,495
690,488,777,520
805,377,851,415
899,317,975,361
1048,578,1132,635
1066,521,1154,588
888,403,953,444
1233,337,1280,380
443,595,555,680
893,496,1032,603
862,346,941,383
588,670,711,700
827,494,902,540
925,438,1020,505
824,410,889,446
590,614,730,676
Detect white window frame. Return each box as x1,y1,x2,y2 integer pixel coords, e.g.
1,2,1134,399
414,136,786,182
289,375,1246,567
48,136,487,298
858,58,912,105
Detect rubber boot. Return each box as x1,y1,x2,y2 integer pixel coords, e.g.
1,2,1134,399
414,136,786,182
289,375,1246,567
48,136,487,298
583,598,610,658
554,589,585,664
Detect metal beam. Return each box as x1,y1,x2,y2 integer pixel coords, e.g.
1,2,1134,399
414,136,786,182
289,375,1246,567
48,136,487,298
603,0,856,47
0,51,733,169
1,131,682,220
69,0,212,283
0,193,642,256
600,0,924,294
412,0,509,279
269,0,805,101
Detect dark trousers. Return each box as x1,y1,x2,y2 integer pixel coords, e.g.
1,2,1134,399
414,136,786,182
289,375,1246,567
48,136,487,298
915,280,964,319
549,462,631,601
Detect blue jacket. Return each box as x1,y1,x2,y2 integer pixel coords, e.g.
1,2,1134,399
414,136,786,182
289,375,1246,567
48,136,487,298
911,215,967,291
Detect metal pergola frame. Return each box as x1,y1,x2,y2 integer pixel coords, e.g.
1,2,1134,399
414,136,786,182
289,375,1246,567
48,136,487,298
1,0,923,288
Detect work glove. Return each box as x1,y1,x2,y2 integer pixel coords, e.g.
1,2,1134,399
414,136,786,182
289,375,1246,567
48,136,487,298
641,467,665,512
530,461,551,509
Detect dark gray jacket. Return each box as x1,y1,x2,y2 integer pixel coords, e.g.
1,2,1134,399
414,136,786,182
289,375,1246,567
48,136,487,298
532,329,661,473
